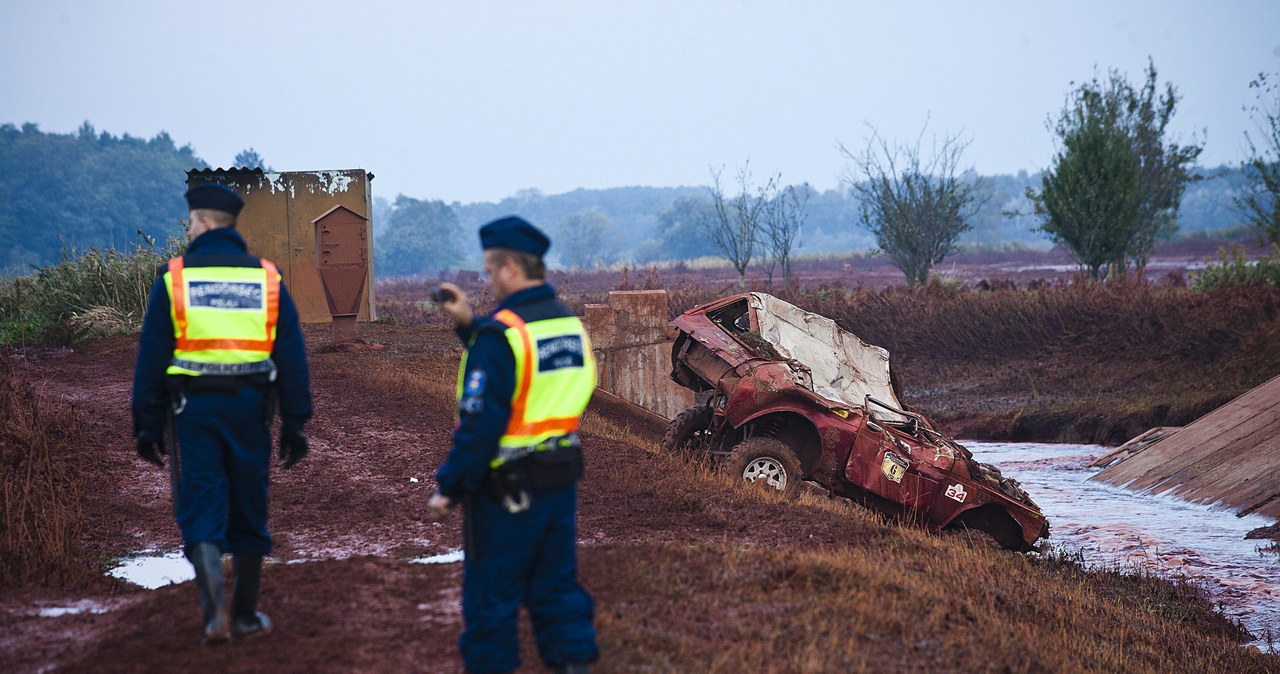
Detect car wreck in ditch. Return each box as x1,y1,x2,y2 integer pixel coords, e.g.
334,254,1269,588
663,292,1049,550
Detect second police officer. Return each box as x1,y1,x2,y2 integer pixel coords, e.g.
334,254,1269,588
428,216,599,674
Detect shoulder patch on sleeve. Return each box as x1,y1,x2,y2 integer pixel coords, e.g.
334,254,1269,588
464,369,486,396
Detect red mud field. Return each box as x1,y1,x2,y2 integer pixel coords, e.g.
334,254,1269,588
538,239,1263,299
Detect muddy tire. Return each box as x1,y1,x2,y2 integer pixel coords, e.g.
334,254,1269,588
724,436,803,499
661,406,715,459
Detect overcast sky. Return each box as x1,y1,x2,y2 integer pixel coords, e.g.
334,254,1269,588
3,1,1278,205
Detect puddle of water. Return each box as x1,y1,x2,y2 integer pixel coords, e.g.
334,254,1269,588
36,599,113,618
105,551,192,589
409,549,464,565
967,441,1280,652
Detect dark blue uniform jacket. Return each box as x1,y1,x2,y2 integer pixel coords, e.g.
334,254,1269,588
131,227,312,439
434,283,574,501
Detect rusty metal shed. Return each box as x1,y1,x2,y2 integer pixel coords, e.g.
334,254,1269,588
185,168,376,323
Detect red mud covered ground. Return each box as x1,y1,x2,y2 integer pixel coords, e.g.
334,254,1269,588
5,241,1279,672
1,325,892,673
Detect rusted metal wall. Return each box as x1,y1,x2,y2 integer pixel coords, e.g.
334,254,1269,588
185,168,376,324
584,290,694,420
1091,373,1280,521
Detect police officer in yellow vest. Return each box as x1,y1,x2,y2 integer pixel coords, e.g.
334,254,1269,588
428,216,598,674
131,183,312,643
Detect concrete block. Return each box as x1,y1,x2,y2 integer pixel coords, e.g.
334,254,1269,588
584,290,694,420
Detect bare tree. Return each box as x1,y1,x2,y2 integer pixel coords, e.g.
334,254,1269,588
839,122,982,286
1237,72,1280,246
706,163,777,287
763,183,810,289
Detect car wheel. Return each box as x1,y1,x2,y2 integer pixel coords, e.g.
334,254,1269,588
725,436,802,499
660,406,715,459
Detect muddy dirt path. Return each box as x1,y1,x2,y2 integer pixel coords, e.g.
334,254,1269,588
3,325,884,673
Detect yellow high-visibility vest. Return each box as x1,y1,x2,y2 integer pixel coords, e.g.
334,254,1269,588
164,257,281,376
456,308,596,467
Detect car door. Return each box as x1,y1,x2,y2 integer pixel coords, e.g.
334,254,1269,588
845,420,940,509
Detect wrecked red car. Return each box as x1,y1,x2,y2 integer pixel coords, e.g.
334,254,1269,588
664,293,1049,550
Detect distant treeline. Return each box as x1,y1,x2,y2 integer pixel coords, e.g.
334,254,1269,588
379,167,1254,275
0,122,205,273
0,121,1255,276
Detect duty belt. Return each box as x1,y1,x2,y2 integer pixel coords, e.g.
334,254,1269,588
492,432,580,466
170,358,277,379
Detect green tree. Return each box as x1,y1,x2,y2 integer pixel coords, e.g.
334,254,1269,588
1124,60,1203,266
839,123,981,286
1033,105,1140,279
1030,60,1202,273
376,195,464,275
556,211,620,268
1236,72,1280,245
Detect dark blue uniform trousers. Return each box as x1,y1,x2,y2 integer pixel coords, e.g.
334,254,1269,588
461,484,598,673
173,387,272,555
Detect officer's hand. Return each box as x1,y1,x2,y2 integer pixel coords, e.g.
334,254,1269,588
427,492,454,519
135,432,166,468
279,427,309,469
434,282,473,327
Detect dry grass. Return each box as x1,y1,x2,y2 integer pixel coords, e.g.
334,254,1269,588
572,384,1269,671
0,235,185,346
0,359,94,588
299,323,1279,669
586,538,1268,673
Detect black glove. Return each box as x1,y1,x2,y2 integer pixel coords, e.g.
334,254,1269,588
279,428,309,469
136,432,166,468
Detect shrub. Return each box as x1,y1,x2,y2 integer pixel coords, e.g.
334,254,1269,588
0,232,185,345
1190,244,1280,290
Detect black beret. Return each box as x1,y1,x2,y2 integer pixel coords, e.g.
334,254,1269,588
479,216,550,257
185,183,245,216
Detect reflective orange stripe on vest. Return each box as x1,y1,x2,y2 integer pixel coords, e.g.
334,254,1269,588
168,257,281,352
493,309,582,439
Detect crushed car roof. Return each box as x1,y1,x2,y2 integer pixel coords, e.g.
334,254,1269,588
746,293,902,415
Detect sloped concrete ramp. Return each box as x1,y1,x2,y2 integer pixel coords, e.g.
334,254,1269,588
1090,373,1280,521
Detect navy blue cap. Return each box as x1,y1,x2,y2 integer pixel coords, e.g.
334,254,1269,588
479,216,550,257
185,183,245,216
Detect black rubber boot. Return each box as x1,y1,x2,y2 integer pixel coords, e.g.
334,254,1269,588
185,542,230,643
553,664,591,674
230,554,272,639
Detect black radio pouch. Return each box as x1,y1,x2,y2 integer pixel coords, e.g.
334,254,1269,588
487,463,528,502
525,444,584,491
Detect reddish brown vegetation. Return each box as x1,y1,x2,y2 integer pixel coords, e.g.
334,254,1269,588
0,357,96,589
380,246,1280,446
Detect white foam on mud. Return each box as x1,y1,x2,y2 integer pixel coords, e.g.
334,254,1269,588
967,441,1279,652
105,550,192,589
409,549,464,565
